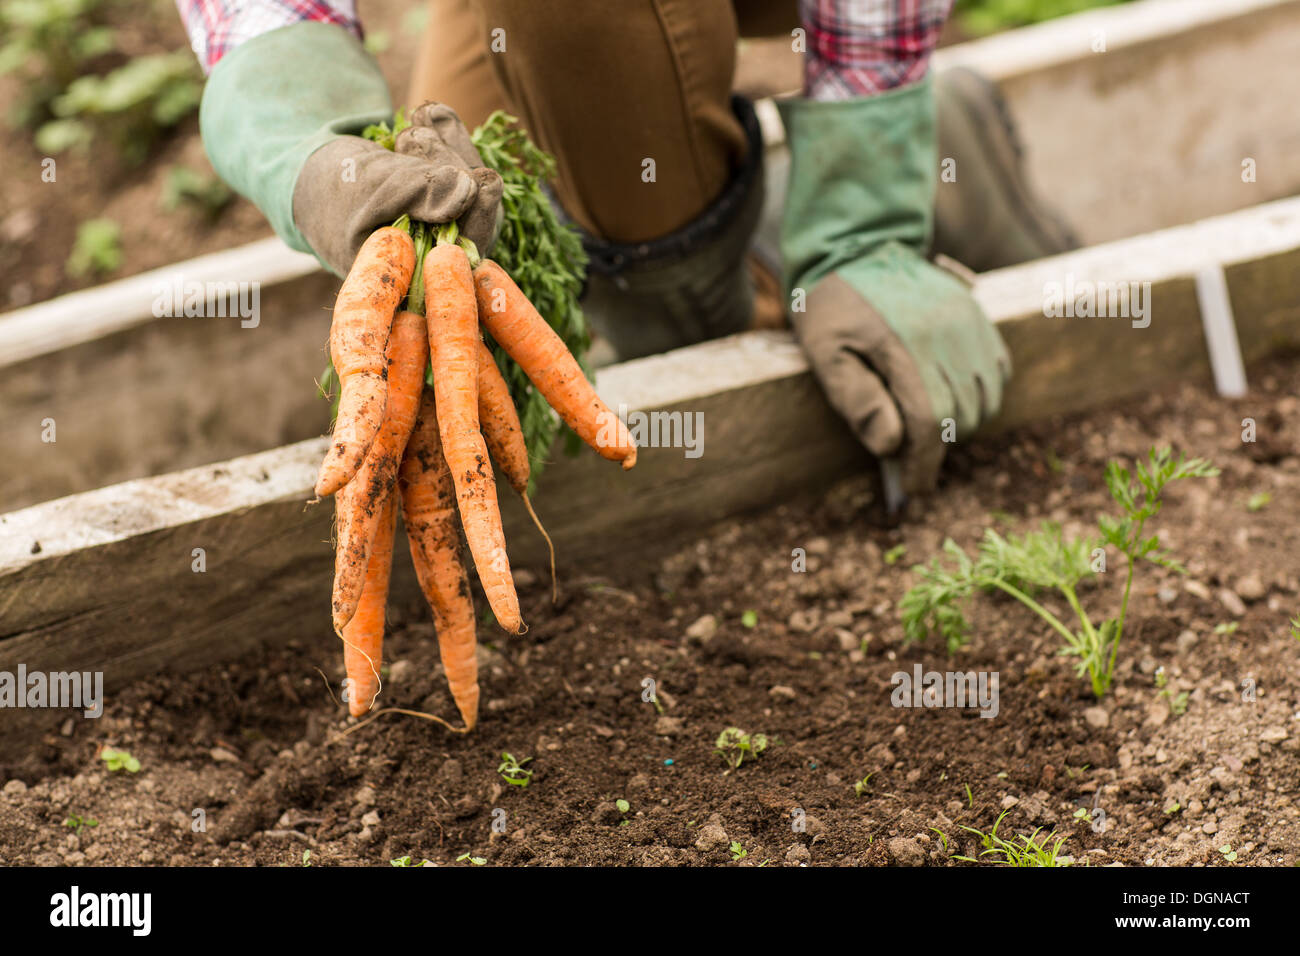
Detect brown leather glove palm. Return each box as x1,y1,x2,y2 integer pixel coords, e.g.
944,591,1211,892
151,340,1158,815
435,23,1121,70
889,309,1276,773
293,103,503,276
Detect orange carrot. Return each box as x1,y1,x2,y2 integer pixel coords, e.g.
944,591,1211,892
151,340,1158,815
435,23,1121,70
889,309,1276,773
400,387,480,729
332,310,428,632
425,242,523,634
477,340,556,601
316,226,416,498
472,258,636,470
340,487,397,717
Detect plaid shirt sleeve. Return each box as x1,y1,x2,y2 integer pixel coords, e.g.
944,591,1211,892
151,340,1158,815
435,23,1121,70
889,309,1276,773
799,0,954,100
175,0,362,74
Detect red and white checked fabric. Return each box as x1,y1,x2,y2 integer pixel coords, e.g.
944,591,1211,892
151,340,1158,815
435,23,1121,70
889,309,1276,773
175,0,951,96
799,0,954,99
174,0,360,73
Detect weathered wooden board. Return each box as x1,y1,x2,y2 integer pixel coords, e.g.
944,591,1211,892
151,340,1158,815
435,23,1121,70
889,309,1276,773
977,197,1300,427
0,246,335,509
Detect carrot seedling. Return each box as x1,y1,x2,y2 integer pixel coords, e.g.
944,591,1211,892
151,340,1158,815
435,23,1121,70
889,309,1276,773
63,814,98,834
953,810,1072,867
901,447,1218,698
497,752,534,788
715,727,769,772
1154,667,1189,716
100,747,140,773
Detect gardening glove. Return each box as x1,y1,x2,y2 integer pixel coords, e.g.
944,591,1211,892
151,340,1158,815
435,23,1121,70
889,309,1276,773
199,22,501,277
779,76,1011,494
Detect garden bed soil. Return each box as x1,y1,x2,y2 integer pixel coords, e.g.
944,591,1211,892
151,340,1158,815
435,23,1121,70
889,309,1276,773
3,355,1299,867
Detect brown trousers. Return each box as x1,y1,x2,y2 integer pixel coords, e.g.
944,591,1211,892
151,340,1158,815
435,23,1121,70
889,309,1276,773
409,0,798,244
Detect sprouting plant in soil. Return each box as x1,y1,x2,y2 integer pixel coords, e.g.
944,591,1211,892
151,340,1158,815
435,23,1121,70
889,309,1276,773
1154,667,1188,716
729,841,748,861
63,813,97,834
391,855,432,867
953,810,1072,867
900,447,1218,698
497,752,534,788
456,851,487,866
853,772,876,797
100,746,140,773
715,727,769,772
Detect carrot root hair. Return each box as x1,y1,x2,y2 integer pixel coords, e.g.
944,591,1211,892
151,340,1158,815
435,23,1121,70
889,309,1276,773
521,492,557,604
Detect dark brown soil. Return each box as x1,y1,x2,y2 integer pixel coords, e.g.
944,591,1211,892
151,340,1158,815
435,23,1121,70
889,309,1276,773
4,356,1299,867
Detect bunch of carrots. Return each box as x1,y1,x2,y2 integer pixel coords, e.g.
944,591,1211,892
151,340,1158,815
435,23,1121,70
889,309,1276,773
317,217,636,731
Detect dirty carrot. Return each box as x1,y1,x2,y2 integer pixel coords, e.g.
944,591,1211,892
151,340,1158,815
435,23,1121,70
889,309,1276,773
477,340,556,601
472,257,636,470
339,488,398,717
399,387,480,729
426,234,523,634
316,226,415,498
332,309,428,633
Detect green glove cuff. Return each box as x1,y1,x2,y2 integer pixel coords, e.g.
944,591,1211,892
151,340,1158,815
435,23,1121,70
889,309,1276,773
199,22,394,255
778,76,935,298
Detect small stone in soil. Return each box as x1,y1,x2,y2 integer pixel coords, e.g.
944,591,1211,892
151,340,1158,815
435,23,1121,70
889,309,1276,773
694,823,729,851
654,716,685,737
1235,574,1266,602
788,609,819,633
887,837,926,866
387,659,412,684
1218,589,1247,617
685,614,718,642
1083,707,1110,729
